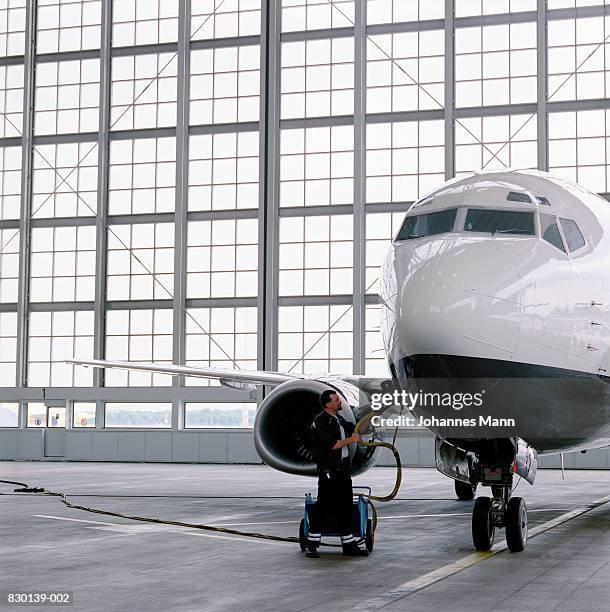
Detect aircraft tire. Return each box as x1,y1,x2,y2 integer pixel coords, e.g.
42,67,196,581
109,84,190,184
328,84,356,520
455,480,477,501
472,496,495,551
505,497,528,552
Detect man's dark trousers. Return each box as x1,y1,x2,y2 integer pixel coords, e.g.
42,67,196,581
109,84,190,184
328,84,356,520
307,459,356,546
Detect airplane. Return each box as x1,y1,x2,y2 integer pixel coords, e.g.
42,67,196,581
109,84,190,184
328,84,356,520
68,168,610,554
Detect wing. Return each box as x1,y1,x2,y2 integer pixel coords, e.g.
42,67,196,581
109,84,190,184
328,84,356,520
65,358,302,388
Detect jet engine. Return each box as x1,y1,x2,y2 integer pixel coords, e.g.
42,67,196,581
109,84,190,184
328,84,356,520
253,377,383,476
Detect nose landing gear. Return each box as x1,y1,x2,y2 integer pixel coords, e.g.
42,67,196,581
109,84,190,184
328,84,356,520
471,484,528,552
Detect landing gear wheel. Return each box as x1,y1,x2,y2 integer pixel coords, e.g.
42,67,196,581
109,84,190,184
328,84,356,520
299,518,307,551
472,496,495,551
505,497,528,552
455,480,477,501
365,518,374,553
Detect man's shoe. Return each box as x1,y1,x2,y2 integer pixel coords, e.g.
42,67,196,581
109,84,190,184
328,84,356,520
305,546,320,558
342,542,369,557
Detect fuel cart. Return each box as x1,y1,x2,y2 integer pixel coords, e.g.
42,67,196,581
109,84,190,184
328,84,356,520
298,486,375,552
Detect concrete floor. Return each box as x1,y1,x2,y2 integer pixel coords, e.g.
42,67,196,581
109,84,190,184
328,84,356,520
1,463,609,612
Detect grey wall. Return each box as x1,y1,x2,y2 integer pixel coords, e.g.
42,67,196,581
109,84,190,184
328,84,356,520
1,428,609,468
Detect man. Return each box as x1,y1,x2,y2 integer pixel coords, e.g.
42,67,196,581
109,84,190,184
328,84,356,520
305,389,369,558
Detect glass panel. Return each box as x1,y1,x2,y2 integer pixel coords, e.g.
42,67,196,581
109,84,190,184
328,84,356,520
47,406,66,428
455,114,537,175
282,0,353,32
0,228,19,303
37,0,101,53
184,402,256,428
0,0,26,57
185,307,257,387
548,110,610,193
32,142,98,218
367,30,444,113
455,21,536,108
365,304,388,377
0,402,18,427
30,226,96,302
0,65,24,136
0,312,17,386
548,15,610,103
73,401,96,427
540,213,566,251
188,131,259,211
277,304,353,374
190,46,260,125
112,0,178,47
34,59,100,135
186,218,258,298
27,402,47,427
280,125,353,208
278,215,353,296
27,311,94,386
366,120,444,203
105,309,173,386
367,0,444,25
111,52,177,130
105,402,172,428
192,0,261,39
464,209,535,235
396,208,457,241
559,217,586,251
106,222,174,301
109,136,176,215
365,212,404,293
281,37,354,119
0,147,22,219
455,0,535,16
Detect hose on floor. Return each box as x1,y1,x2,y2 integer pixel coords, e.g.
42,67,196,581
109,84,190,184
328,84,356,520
1,412,402,547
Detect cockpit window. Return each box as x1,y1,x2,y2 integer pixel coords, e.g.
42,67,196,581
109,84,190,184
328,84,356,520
395,208,457,241
540,213,566,252
559,218,585,252
507,191,531,203
464,209,535,235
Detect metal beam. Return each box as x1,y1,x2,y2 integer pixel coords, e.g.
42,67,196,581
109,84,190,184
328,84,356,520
189,121,260,135
93,0,112,425
445,0,455,180
367,19,446,36
280,115,354,129
353,0,366,375
367,109,444,123
278,295,353,306
15,0,36,411
190,34,261,50
0,386,255,402
173,0,191,431
537,0,548,171
278,204,354,217
281,26,354,42
259,0,281,379
29,301,95,311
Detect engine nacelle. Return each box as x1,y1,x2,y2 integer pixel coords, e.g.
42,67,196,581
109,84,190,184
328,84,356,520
253,377,383,477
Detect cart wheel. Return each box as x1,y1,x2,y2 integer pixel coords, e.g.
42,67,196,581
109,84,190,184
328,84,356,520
299,518,307,551
365,518,374,552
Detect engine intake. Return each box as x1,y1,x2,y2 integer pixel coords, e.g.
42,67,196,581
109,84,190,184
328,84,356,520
253,378,382,477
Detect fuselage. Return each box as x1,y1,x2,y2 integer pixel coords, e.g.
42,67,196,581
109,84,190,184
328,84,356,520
380,169,610,454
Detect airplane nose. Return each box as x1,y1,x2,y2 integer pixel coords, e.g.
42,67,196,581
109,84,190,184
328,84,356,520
398,242,523,356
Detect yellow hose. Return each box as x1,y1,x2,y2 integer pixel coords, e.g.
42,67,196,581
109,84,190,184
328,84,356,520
354,411,403,530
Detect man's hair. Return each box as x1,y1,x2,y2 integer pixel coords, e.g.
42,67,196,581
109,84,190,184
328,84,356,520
319,389,338,408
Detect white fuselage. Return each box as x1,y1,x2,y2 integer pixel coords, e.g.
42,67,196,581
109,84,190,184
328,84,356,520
380,170,610,453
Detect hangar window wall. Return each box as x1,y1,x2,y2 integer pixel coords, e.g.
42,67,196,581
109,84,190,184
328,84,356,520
2,1,610,432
